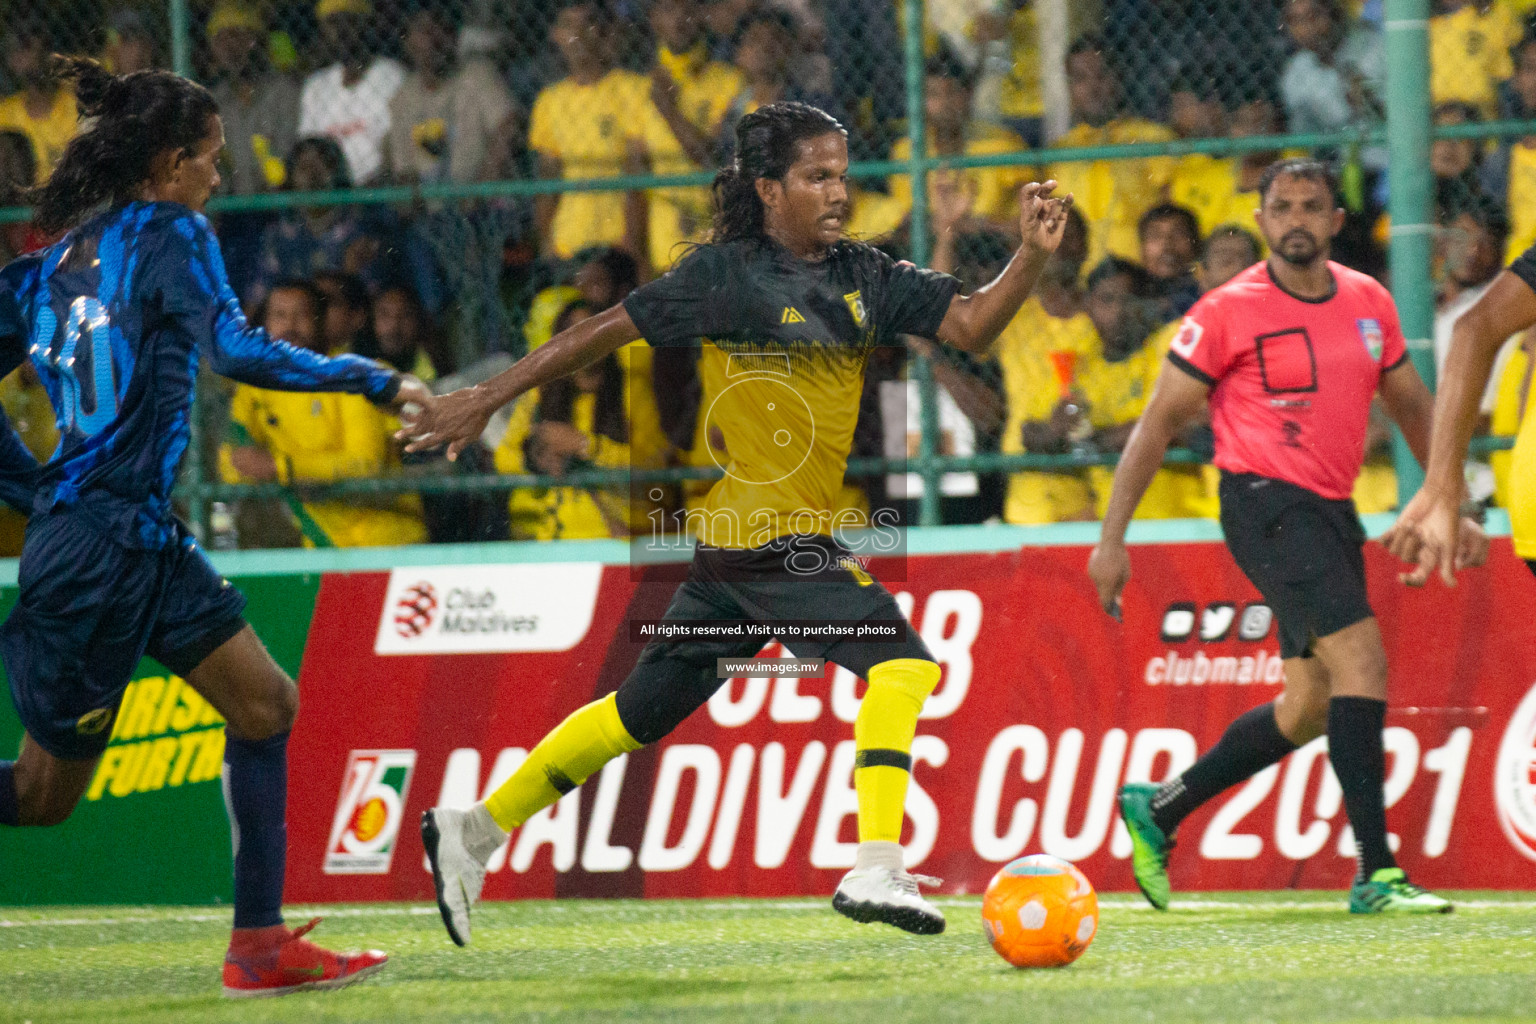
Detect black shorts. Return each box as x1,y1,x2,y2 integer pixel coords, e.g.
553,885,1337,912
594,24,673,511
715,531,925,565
645,534,931,675
614,535,931,743
1219,471,1372,660
3,508,248,759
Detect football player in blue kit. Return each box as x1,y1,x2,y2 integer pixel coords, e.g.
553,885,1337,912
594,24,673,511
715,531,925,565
0,58,430,996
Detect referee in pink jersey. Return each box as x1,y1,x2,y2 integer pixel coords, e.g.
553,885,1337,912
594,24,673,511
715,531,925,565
1089,159,1486,914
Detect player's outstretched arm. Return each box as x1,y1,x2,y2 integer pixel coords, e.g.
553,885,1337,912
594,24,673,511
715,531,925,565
934,182,1073,353
1386,270,1536,586
1376,359,1489,576
400,303,642,461
1087,365,1209,617
164,214,411,408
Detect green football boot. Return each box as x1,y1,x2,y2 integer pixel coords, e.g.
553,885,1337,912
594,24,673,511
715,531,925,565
1118,782,1173,910
1349,868,1453,914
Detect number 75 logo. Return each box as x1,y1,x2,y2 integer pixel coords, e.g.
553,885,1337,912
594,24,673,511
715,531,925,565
323,749,417,874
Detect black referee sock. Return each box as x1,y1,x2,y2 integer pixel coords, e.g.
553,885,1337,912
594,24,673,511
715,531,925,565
1328,696,1395,881
1151,702,1297,835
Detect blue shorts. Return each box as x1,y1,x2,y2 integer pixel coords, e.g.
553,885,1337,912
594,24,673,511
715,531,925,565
3,509,248,760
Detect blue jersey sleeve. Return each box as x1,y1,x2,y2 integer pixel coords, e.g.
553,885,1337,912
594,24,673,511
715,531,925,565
153,213,401,404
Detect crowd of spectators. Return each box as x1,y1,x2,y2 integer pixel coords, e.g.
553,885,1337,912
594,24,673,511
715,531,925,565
0,0,1535,548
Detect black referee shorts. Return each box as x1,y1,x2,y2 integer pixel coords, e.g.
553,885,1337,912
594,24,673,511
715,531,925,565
613,534,931,743
1219,471,1372,661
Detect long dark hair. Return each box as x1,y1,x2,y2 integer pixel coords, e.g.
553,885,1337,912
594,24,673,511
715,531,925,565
29,57,219,233
711,101,844,244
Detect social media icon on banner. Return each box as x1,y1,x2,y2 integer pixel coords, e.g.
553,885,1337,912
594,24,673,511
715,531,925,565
324,749,417,874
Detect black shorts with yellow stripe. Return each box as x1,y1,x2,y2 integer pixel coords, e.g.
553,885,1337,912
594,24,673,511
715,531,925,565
613,534,932,743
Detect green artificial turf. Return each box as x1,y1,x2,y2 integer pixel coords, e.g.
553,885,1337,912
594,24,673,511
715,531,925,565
3,892,1535,1023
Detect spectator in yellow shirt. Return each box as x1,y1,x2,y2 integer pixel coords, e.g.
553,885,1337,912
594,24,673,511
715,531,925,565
1085,226,1264,520
717,12,837,154
529,1,652,260
0,21,79,181
644,0,746,271
887,47,1031,236
1430,0,1521,117
1050,35,1177,268
496,301,633,540
573,247,668,475
995,207,1101,524
220,279,428,548
971,0,1044,147
1504,34,1536,260
1171,91,1282,245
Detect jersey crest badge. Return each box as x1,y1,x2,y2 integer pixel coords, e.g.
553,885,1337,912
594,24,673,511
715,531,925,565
1169,317,1203,359
781,306,806,324
843,290,867,329
1356,318,1384,361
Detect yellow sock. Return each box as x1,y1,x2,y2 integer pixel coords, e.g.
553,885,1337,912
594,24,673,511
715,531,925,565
854,659,941,844
482,692,642,831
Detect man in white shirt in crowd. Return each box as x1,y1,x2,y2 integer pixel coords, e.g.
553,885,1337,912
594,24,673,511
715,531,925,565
298,0,404,185
1435,199,1514,419
386,6,516,184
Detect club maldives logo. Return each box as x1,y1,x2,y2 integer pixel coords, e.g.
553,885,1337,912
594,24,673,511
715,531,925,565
394,581,439,638
324,749,417,874
1495,681,1536,862
373,563,603,655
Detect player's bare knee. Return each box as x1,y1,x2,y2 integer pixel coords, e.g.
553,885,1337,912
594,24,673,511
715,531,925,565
228,677,297,741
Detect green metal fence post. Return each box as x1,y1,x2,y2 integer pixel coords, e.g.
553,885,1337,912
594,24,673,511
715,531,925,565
169,0,193,78
903,0,942,527
1385,0,1434,505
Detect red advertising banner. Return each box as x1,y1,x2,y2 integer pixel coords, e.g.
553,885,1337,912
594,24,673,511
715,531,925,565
286,539,1536,903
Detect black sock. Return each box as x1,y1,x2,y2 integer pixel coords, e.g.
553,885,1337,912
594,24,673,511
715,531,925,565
1328,696,1394,881
223,732,289,929
0,761,15,825
1152,702,1297,835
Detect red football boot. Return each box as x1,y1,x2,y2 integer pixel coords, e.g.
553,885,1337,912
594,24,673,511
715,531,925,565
222,918,388,998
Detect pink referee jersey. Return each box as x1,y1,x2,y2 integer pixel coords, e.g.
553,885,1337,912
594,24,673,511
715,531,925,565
1165,261,1409,501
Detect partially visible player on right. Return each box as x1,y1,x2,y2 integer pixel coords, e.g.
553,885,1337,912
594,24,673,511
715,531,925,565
1386,227,1536,583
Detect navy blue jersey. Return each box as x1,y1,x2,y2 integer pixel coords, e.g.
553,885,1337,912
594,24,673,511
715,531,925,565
0,202,400,548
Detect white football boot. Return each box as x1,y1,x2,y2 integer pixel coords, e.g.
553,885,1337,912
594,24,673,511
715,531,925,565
421,806,503,946
833,865,946,934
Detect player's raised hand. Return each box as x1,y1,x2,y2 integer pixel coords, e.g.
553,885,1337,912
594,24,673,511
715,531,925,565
1018,181,1074,257
1087,540,1130,620
396,384,496,462
1385,484,1463,587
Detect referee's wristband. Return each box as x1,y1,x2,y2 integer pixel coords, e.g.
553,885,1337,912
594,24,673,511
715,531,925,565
1458,499,1487,526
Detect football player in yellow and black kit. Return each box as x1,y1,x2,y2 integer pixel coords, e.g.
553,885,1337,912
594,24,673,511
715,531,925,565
1393,244,1536,579
407,102,1072,942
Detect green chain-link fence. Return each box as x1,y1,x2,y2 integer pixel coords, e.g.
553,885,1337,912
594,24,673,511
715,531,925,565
0,0,1526,546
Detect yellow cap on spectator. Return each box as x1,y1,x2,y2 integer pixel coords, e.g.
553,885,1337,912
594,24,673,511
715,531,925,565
206,3,263,39
315,0,372,18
